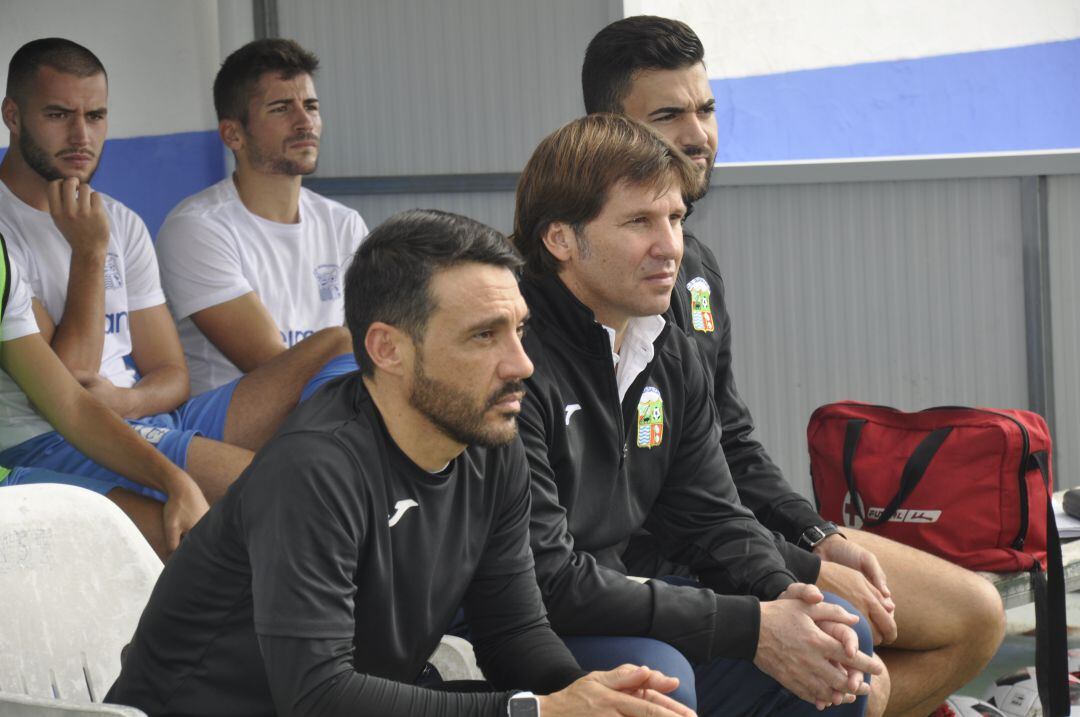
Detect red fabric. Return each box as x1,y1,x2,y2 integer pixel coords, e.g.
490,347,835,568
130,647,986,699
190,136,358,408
808,401,1052,572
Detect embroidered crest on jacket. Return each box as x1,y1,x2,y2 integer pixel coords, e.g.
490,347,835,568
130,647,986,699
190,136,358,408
685,276,714,333
636,386,664,448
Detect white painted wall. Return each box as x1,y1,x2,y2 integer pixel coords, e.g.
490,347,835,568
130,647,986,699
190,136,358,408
624,0,1080,78
0,0,228,142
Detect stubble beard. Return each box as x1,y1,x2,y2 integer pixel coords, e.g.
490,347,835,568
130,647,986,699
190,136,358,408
19,123,98,183
247,134,319,177
408,357,523,449
689,161,713,202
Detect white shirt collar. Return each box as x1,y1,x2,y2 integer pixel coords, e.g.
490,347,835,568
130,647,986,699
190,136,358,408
603,315,666,402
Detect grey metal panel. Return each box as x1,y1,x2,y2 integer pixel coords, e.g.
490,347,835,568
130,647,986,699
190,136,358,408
691,178,1030,498
325,191,516,236
276,0,617,177
1048,175,1080,489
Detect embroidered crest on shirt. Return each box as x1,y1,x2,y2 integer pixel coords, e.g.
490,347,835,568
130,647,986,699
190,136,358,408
313,264,341,301
132,424,169,446
103,253,123,290
685,277,714,333
636,386,664,449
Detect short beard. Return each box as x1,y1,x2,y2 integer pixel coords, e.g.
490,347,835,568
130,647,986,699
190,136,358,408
19,125,97,183
408,356,524,449
688,161,713,203
246,133,318,176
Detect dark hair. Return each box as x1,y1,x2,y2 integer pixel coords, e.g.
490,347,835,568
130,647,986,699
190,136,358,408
213,38,319,124
6,38,107,105
512,113,697,279
344,209,523,376
582,15,704,114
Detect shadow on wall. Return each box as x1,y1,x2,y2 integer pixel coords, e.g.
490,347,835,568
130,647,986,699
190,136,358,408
0,129,226,238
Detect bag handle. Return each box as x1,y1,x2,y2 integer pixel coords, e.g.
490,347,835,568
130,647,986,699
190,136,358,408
1029,450,1068,717
842,420,952,527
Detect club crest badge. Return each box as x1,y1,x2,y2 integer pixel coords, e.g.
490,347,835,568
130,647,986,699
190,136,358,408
313,264,341,301
685,277,714,333
103,253,123,290
132,424,169,446
636,386,664,449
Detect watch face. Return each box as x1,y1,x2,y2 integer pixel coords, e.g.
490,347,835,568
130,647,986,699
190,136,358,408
509,696,540,717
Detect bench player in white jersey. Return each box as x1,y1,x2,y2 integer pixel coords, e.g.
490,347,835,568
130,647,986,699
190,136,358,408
155,38,364,399
0,233,207,559
0,39,350,526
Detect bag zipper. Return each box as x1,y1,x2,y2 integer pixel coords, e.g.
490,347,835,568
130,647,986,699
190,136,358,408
833,402,1032,551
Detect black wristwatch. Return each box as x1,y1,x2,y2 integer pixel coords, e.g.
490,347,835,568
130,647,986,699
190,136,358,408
797,521,843,551
508,691,540,717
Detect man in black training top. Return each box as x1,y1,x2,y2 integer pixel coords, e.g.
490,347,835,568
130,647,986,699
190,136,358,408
513,113,883,717
580,16,1005,717
107,210,696,717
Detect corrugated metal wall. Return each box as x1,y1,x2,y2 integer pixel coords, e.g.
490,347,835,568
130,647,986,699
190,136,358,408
277,0,618,177
1049,175,1080,490
337,192,515,235
695,178,1031,497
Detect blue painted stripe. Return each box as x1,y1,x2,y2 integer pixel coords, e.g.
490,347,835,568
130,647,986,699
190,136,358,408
711,39,1080,162
0,129,225,237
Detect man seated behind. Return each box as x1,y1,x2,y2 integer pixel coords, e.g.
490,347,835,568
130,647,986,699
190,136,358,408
155,38,364,397
1,234,207,558
512,113,883,717
581,17,1006,717
107,209,696,717
0,38,351,511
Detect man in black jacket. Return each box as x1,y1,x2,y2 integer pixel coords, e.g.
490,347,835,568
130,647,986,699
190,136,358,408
514,114,883,717
578,16,1006,717
106,209,695,717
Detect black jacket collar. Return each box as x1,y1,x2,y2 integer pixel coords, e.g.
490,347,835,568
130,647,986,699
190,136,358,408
520,273,613,360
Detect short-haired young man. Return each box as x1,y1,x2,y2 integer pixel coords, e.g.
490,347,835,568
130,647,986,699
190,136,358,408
155,38,365,397
107,209,695,717
0,39,347,528
580,16,1006,717
1,234,207,559
514,113,882,717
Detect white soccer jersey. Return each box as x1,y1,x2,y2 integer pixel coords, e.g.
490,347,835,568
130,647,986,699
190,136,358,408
156,177,367,394
0,182,166,451
0,251,47,452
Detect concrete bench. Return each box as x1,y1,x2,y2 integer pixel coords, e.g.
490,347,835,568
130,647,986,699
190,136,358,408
981,537,1080,610
979,490,1080,609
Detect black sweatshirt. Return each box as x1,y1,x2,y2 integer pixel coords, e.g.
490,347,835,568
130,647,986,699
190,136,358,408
669,232,832,546
107,374,583,717
519,274,816,664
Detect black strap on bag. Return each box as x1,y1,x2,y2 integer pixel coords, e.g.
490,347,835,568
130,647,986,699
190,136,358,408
841,420,952,527
1029,450,1068,717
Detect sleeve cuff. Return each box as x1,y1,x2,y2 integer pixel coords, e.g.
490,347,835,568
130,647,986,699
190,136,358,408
708,594,761,661
772,498,832,544
776,540,821,584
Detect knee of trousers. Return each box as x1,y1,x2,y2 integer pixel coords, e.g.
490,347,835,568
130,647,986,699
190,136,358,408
562,635,697,709
822,592,873,659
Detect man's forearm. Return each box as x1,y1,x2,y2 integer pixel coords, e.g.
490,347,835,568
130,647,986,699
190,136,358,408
51,248,108,373
49,377,189,495
260,635,511,717
123,364,191,418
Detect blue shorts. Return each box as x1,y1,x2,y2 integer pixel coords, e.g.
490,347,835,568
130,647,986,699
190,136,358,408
301,353,358,403
2,465,160,500
0,378,241,502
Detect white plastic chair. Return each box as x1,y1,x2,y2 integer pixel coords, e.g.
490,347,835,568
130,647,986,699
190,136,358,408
0,484,159,715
